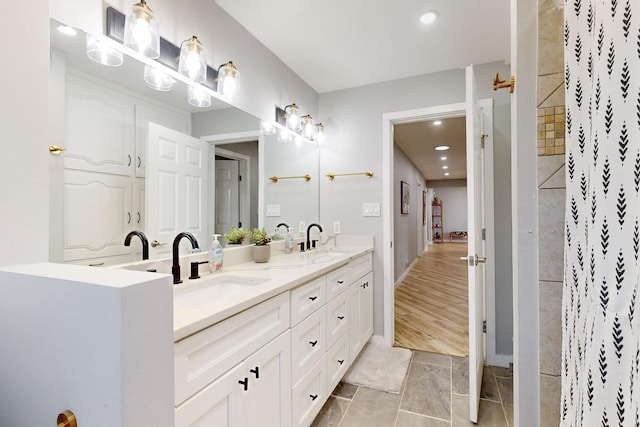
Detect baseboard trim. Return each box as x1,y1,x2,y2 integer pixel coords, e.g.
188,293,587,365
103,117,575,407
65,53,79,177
394,258,419,287
368,334,386,346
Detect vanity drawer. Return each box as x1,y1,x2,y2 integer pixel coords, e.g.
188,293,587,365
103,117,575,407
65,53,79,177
350,253,372,282
326,333,349,395
290,276,326,326
326,264,351,301
326,290,349,349
292,354,327,427
291,306,326,385
174,292,290,406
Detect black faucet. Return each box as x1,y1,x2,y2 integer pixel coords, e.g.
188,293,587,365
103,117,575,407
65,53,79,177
275,222,290,232
306,223,323,250
172,232,200,284
124,231,149,260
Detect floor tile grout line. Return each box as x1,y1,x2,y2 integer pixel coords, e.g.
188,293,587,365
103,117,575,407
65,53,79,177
492,368,510,427
397,409,452,423
393,350,414,427
336,386,360,427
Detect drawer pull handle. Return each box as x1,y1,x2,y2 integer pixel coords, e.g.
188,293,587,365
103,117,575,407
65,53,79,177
309,296,318,301
137,155,142,168
127,154,132,166
250,366,260,379
309,340,318,347
361,283,366,289
238,378,249,391
338,316,345,320
310,394,318,401
365,282,369,288
337,280,344,284
338,359,345,365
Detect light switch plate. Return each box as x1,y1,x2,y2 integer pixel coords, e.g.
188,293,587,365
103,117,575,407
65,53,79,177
299,221,306,233
333,221,341,234
266,204,281,217
362,203,381,217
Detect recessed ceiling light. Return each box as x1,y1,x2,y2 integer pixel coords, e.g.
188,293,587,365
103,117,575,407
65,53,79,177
432,120,442,126
434,145,450,151
440,156,447,160
443,165,448,169
57,25,78,36
420,11,439,25
444,172,450,176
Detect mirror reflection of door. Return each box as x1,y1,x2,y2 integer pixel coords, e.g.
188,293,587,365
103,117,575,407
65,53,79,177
215,157,240,235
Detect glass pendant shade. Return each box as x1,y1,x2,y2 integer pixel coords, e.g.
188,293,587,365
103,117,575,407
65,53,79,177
86,33,123,66
217,61,239,100
315,123,325,143
124,1,160,58
187,85,211,108
301,115,314,139
278,128,292,142
143,65,175,91
178,36,207,83
285,104,299,130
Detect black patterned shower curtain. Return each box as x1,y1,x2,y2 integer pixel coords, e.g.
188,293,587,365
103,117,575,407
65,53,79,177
563,1,640,425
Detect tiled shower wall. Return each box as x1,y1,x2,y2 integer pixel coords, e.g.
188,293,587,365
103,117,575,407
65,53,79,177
537,0,564,425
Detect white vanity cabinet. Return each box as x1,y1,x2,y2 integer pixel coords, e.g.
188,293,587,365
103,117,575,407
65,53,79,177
174,293,291,427
59,70,190,265
348,255,374,362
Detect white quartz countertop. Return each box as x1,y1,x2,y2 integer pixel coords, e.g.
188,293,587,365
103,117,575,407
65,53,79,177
173,246,373,341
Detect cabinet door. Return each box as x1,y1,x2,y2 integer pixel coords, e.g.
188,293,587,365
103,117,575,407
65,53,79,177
134,102,191,178
175,362,245,427
243,331,292,427
348,282,363,362
359,272,374,344
349,272,373,362
292,355,327,427
65,73,135,176
63,169,133,262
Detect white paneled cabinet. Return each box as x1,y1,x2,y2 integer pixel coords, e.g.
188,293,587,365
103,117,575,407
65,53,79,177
61,70,190,264
349,271,373,362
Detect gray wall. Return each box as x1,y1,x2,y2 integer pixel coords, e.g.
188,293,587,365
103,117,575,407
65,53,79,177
319,61,513,356
393,144,425,283
434,187,467,240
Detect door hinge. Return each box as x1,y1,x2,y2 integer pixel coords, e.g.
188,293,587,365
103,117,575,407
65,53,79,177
483,320,487,333
482,228,486,240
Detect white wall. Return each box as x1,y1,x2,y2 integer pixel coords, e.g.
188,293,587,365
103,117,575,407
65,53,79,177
393,144,425,282
319,61,513,354
0,0,49,266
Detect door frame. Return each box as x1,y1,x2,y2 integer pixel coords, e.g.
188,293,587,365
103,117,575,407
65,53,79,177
213,148,249,231
200,130,265,232
381,100,497,363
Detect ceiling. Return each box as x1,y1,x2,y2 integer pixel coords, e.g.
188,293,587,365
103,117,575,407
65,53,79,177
215,0,511,182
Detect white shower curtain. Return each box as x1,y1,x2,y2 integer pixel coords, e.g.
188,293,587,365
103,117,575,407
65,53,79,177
563,0,640,425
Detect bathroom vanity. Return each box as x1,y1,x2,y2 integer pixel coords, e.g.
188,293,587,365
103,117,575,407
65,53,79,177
171,240,373,427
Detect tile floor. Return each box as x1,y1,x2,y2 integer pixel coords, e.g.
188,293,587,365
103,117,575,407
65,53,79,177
312,350,513,427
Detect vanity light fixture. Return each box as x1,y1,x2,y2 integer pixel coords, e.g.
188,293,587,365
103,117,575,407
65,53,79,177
143,64,175,91
187,85,211,108
284,104,300,131
178,36,207,83
419,11,439,25
86,33,124,66
216,61,239,100
301,115,315,139
123,0,160,59
434,145,450,151
315,123,325,143
260,121,276,135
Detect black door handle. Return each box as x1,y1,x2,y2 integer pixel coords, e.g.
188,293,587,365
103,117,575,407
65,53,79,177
309,340,318,347
309,296,318,301
238,378,249,391
250,366,260,379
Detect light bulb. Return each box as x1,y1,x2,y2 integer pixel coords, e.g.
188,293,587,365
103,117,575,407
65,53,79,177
301,115,314,139
86,33,123,66
178,36,207,83
315,123,325,143
260,121,276,135
124,1,160,58
187,86,211,108
278,128,292,142
285,104,299,130
144,65,175,91
217,61,239,100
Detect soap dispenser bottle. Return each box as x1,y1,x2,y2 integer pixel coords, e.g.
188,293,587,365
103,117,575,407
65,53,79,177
209,234,223,272
285,227,295,254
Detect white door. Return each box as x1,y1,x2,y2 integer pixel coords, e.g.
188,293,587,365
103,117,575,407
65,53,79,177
147,123,209,259
215,159,240,235
465,64,486,423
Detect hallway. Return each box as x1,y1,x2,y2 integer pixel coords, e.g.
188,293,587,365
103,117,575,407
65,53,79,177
394,242,469,357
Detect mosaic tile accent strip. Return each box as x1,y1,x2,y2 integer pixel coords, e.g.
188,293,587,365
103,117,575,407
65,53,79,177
537,105,565,156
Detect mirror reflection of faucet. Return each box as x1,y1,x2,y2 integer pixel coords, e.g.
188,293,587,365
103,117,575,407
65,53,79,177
172,232,200,284
124,230,149,260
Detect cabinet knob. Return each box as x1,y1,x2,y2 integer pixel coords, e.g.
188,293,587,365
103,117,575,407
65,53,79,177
250,366,260,379
238,378,249,391
309,340,318,347
309,296,318,302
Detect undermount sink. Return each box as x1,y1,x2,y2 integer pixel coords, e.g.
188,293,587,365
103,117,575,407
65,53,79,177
174,275,269,306
307,251,350,264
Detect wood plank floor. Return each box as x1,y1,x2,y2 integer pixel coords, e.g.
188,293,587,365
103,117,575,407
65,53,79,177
394,242,469,357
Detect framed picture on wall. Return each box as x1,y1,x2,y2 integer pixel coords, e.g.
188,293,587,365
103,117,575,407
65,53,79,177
422,191,427,225
401,181,410,214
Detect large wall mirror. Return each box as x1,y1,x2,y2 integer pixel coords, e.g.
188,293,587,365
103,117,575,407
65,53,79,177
49,18,319,265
